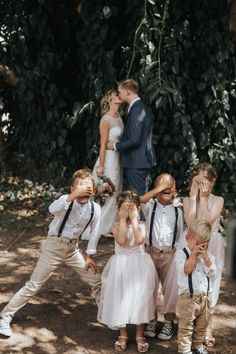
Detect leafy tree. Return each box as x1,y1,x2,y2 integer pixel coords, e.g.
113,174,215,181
0,0,235,207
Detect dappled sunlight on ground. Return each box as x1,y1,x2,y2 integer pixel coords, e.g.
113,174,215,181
0,207,235,353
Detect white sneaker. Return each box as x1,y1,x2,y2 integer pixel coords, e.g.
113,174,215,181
157,320,174,340
144,320,157,338
193,346,209,354
0,316,12,338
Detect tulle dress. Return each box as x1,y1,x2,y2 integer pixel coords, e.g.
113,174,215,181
97,225,158,329
93,115,124,236
207,194,225,307
163,193,225,313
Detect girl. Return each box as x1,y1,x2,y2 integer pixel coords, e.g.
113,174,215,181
183,162,224,347
93,89,124,236
97,190,158,353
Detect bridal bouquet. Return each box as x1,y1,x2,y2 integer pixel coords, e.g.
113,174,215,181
94,174,116,207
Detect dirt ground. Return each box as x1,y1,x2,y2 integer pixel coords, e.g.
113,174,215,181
0,205,235,354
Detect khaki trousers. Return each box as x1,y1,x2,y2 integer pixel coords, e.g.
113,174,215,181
1,237,101,323
177,293,211,353
146,245,175,320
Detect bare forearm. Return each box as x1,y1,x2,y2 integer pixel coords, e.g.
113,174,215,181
184,196,197,226
184,254,198,274
140,188,159,203
99,144,106,168
131,219,144,245
116,219,127,245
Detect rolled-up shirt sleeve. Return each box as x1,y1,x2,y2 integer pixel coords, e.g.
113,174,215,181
201,254,217,280
140,201,151,219
48,195,71,215
86,204,101,255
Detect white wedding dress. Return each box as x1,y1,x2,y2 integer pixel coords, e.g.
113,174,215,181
94,114,124,236
82,114,124,239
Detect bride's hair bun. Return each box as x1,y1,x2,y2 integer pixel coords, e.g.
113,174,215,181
100,89,116,115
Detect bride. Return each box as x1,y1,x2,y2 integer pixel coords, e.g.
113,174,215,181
94,89,124,236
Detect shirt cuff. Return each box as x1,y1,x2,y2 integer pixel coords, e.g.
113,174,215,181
113,143,117,151
201,257,216,275
86,249,96,255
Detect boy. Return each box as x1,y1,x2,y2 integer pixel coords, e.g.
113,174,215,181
176,219,216,354
0,169,101,339
141,173,184,340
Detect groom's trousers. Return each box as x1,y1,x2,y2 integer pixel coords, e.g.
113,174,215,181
124,168,150,195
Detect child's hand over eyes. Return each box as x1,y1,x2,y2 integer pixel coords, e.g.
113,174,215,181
128,204,139,221
119,203,129,220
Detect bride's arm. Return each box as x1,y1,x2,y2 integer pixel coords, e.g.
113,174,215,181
96,119,110,175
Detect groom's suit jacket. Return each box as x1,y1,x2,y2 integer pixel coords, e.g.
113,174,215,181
116,100,156,169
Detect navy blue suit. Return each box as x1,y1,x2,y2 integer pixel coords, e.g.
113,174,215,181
116,99,156,195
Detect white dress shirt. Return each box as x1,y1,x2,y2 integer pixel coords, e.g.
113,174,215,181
141,199,184,250
48,195,101,255
175,245,216,295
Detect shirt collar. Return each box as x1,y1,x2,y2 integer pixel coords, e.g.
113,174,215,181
156,200,173,209
74,199,89,208
128,97,141,113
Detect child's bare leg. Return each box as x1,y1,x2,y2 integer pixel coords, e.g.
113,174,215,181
136,324,149,353
115,327,128,352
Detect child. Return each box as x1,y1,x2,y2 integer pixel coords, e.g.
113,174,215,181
140,173,184,340
97,190,157,353
183,162,224,347
176,219,216,354
0,169,101,338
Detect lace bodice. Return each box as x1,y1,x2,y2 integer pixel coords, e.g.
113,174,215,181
100,114,124,142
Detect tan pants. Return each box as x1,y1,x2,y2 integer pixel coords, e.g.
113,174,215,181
177,293,211,353
146,245,175,320
1,236,101,323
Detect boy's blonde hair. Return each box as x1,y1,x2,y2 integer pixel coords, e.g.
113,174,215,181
71,168,94,187
154,173,175,188
190,219,212,242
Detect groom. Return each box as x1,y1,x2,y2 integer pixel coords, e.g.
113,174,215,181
107,79,156,195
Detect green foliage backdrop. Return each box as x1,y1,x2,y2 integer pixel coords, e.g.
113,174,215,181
0,0,235,208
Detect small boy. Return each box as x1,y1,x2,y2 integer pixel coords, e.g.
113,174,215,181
0,169,101,339
176,219,216,354
141,173,184,340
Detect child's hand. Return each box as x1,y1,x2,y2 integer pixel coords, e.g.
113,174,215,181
190,176,200,197
156,175,174,193
128,204,139,221
71,184,93,199
199,180,211,198
85,255,99,273
192,242,208,257
119,203,129,220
